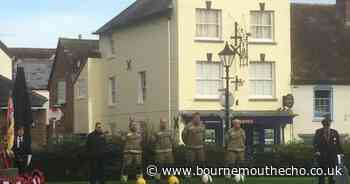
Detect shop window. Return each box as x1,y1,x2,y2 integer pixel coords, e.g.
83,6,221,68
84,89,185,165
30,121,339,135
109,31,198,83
205,129,216,144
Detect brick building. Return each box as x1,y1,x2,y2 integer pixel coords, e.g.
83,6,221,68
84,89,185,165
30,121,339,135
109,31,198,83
48,38,100,135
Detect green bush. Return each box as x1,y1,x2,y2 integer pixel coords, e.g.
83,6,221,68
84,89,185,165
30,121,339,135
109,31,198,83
32,136,350,181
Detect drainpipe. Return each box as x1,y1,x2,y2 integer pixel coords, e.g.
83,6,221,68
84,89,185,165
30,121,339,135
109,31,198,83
168,18,172,129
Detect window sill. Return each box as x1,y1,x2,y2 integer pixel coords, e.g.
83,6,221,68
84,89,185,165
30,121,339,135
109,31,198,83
312,118,323,122
194,96,220,101
313,117,332,122
249,98,278,102
106,55,116,60
76,97,87,100
56,103,66,106
108,103,116,108
249,40,277,45
194,38,224,43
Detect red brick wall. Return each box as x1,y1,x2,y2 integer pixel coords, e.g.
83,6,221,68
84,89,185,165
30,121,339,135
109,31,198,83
49,45,75,134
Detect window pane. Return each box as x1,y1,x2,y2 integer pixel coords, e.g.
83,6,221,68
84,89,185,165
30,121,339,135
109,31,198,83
250,12,258,24
250,81,257,95
196,9,221,38
196,62,222,97
57,81,66,104
263,27,272,40
314,89,332,117
263,81,272,96
250,63,274,96
315,90,330,98
250,11,273,40
265,129,275,145
262,12,272,25
109,77,116,104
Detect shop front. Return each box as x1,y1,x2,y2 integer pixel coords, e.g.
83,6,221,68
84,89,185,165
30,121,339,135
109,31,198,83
181,110,296,154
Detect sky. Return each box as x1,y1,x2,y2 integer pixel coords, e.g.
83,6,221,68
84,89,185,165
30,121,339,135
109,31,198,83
0,0,336,48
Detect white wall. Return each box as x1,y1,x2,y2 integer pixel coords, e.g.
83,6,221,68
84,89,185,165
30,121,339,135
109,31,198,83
0,47,12,79
33,90,50,125
292,85,350,139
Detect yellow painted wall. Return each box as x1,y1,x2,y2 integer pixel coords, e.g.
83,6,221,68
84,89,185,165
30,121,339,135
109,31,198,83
74,58,105,134
176,0,291,112
87,58,105,132
0,47,12,79
93,0,291,135
74,61,89,134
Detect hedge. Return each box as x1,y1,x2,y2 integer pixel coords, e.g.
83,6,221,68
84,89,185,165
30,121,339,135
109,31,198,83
30,135,350,181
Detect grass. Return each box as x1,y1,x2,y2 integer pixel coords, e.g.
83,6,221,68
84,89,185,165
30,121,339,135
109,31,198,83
47,177,316,184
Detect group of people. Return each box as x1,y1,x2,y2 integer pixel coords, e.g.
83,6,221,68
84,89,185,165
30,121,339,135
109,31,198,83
181,112,246,168
86,112,344,184
85,112,247,184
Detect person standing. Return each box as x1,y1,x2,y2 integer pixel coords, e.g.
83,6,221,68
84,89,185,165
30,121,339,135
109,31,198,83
225,119,246,167
314,117,343,184
86,122,107,184
181,112,206,167
152,118,175,179
121,120,143,181
12,126,32,175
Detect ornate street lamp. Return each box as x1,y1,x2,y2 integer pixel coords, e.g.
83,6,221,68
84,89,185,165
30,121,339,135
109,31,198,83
218,42,235,68
219,22,249,132
219,42,235,132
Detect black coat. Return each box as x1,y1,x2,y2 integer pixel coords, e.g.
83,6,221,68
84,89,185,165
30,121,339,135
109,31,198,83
12,135,32,159
86,131,107,159
314,128,343,168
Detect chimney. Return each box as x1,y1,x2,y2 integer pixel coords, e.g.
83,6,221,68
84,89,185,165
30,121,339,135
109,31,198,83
336,0,350,26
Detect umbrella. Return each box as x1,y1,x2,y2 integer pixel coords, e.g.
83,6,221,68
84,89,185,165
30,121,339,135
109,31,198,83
12,67,32,149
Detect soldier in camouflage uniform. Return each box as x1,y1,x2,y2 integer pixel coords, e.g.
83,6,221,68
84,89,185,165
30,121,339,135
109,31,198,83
225,119,246,167
181,112,206,167
121,120,143,181
153,118,175,166
152,118,175,180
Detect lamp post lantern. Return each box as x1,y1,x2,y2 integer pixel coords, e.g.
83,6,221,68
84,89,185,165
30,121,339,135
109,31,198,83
219,42,235,131
218,22,249,132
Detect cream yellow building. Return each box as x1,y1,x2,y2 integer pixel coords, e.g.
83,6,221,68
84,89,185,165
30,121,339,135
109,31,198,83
77,0,294,149
74,58,104,134
0,41,12,79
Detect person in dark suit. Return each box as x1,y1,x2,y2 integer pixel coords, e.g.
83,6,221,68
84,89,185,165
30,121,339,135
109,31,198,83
12,126,32,174
86,122,107,184
314,117,344,184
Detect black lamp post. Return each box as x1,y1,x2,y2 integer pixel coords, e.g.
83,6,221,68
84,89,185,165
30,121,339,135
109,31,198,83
218,22,249,132
218,42,235,131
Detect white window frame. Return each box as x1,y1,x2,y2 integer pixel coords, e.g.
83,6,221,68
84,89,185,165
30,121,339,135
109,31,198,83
76,78,87,99
195,8,222,40
137,71,146,104
108,76,117,106
57,80,66,105
195,61,223,99
264,129,275,145
109,35,115,56
313,86,333,121
249,62,276,99
250,10,275,43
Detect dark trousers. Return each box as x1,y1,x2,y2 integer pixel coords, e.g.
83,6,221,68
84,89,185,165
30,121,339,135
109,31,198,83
317,154,337,184
318,165,336,184
15,155,28,175
89,158,105,184
319,175,334,184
